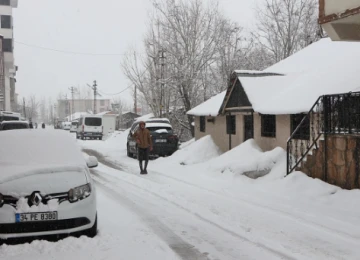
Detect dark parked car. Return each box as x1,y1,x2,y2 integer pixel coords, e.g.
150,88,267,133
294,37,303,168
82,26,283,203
127,119,179,158
0,121,29,131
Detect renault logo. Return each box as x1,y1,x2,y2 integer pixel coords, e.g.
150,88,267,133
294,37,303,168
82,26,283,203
30,192,42,206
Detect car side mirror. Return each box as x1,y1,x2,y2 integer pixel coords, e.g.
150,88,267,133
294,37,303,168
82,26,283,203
86,156,98,168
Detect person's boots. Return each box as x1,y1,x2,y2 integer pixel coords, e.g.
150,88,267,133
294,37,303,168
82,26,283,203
144,160,148,174
139,161,144,174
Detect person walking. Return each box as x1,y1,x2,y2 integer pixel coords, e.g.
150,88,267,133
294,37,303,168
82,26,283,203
132,121,153,174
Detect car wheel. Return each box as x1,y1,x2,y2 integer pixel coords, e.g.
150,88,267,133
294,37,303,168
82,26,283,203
81,135,85,140
127,144,133,157
85,215,97,238
99,137,102,140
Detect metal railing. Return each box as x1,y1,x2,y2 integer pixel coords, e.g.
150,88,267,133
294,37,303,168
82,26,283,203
287,92,360,175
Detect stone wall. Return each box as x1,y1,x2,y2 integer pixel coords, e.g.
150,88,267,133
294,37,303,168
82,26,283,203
301,134,360,190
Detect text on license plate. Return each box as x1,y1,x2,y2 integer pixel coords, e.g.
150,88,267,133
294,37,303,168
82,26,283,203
155,139,167,143
15,212,58,223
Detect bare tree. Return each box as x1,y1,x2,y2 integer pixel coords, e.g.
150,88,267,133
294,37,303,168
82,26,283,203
26,95,39,121
254,0,319,63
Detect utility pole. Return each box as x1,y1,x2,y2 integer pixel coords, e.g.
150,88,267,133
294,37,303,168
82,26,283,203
23,97,26,118
159,49,166,118
88,80,100,114
68,86,77,121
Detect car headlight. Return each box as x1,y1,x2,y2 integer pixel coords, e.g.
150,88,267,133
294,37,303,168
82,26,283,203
0,193,3,207
68,183,91,203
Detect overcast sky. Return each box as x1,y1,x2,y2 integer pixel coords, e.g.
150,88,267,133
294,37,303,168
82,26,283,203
13,0,257,105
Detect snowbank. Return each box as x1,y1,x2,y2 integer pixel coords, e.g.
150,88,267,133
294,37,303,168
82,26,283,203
207,139,285,178
162,135,222,165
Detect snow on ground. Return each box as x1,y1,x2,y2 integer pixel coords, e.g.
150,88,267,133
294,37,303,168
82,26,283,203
76,130,360,259
3,129,360,259
0,190,180,260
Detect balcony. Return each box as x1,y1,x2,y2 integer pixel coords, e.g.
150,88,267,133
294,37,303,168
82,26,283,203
319,0,360,41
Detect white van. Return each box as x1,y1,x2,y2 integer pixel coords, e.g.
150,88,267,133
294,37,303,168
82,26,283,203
63,122,71,130
70,120,78,132
76,115,103,140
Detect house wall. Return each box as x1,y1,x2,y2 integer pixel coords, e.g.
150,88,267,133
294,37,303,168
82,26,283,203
254,113,291,151
194,116,228,152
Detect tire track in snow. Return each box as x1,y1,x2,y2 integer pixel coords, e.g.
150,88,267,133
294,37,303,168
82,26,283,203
93,176,210,260
91,169,295,260
84,149,360,242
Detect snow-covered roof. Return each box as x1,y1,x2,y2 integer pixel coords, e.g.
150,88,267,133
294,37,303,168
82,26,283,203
66,112,88,121
96,111,117,116
238,38,360,114
0,130,87,183
187,91,226,116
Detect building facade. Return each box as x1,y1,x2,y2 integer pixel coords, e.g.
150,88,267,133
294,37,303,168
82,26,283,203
319,0,360,41
0,0,17,111
57,99,111,120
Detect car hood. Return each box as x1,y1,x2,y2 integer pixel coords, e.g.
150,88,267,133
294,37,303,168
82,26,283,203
0,165,88,196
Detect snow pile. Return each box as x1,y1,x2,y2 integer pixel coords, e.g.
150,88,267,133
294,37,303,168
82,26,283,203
165,135,222,165
207,139,286,178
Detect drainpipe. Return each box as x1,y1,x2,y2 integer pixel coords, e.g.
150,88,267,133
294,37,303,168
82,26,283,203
228,112,232,151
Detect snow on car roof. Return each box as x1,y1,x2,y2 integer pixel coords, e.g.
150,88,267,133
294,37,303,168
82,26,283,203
145,122,172,128
187,91,226,116
0,130,87,183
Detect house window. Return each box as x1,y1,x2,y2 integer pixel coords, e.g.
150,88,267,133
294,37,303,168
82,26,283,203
200,116,205,132
3,39,12,52
1,15,11,29
261,114,276,137
0,0,10,6
226,115,236,135
291,114,310,140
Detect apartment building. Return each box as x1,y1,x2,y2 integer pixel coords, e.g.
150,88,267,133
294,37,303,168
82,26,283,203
57,99,111,120
0,0,18,111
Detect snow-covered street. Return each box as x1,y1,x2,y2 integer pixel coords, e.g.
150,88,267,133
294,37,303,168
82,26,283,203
2,130,360,260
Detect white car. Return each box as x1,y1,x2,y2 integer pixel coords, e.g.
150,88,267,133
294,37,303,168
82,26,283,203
0,130,98,240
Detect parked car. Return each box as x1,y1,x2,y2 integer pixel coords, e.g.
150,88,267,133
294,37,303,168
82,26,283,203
0,130,98,240
70,120,78,133
0,121,29,131
127,119,179,158
63,122,71,131
76,115,103,140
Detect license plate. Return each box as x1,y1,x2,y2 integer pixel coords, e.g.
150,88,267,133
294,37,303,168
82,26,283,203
155,139,167,143
15,212,58,223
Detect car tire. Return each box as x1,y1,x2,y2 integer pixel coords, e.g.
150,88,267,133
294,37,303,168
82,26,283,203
127,144,133,157
81,135,85,140
84,215,97,238
99,137,102,140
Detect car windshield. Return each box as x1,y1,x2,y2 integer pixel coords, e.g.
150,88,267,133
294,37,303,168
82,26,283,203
71,122,78,126
85,118,101,126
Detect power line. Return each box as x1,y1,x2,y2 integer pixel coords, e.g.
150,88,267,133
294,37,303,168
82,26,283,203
15,41,125,56
97,86,132,96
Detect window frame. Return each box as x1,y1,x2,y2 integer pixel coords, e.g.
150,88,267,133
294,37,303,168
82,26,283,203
199,116,205,132
3,38,12,52
226,115,236,135
261,114,276,138
290,114,310,140
1,15,11,29
0,0,10,6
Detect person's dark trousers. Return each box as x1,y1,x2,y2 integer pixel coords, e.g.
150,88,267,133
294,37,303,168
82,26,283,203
138,147,149,174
